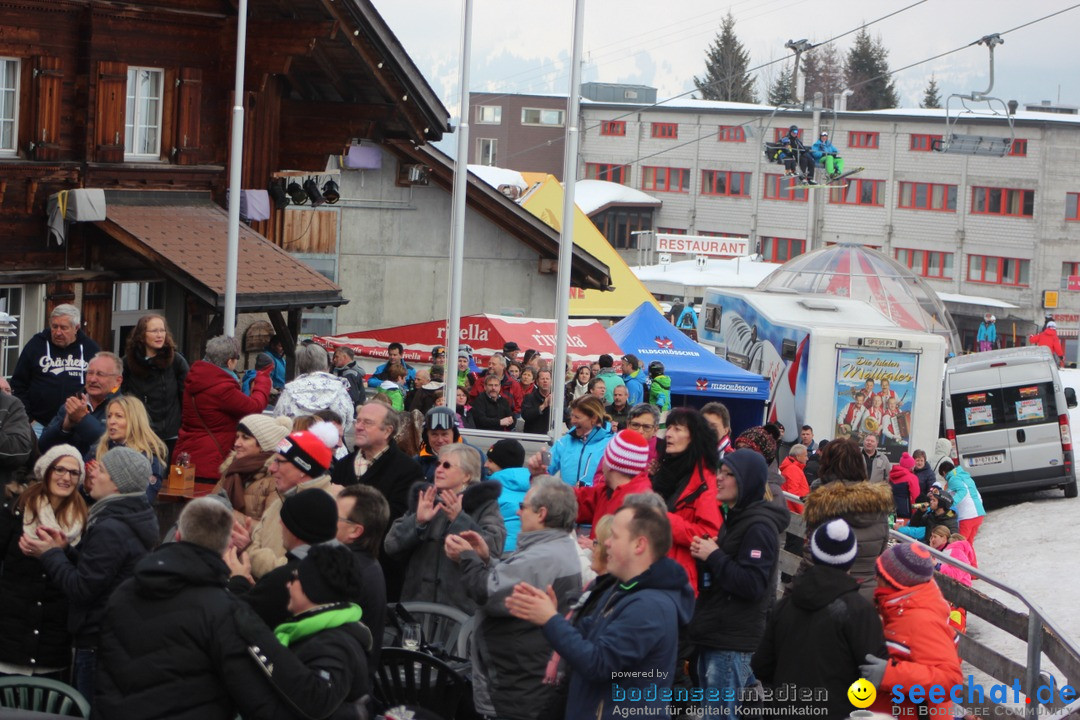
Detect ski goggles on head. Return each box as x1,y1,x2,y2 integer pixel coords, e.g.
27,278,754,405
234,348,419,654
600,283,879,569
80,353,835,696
427,411,455,431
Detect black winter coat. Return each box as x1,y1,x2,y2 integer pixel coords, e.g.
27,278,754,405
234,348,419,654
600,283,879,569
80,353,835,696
752,565,886,720
10,329,100,426
0,500,73,668
690,450,789,652
0,392,34,488
520,388,551,434
471,392,513,431
39,494,158,645
96,542,280,720
331,445,424,523
122,352,190,440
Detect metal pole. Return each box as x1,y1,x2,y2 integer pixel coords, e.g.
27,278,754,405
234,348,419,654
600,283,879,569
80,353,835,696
807,92,823,250
223,0,248,338
446,0,473,385
548,0,585,443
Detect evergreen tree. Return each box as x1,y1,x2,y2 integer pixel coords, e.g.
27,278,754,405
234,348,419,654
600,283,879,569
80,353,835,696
767,64,795,106
802,43,845,108
693,11,758,103
844,27,900,110
921,75,942,109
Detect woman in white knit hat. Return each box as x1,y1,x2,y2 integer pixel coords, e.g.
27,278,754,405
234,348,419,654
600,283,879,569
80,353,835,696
213,414,293,520
0,444,87,678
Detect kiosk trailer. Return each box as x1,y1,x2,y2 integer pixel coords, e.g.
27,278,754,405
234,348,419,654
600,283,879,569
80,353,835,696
699,288,948,461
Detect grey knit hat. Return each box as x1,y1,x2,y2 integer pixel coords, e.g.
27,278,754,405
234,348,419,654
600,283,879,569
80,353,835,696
237,414,292,452
34,444,85,484
100,446,151,495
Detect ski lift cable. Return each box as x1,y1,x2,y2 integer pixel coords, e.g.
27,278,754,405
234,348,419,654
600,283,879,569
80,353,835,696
605,3,1080,168
501,0,930,165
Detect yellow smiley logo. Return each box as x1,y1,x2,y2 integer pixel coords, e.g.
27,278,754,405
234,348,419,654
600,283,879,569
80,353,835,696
848,678,877,708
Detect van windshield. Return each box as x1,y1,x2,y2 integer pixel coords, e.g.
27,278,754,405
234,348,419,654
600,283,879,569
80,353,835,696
951,381,1057,435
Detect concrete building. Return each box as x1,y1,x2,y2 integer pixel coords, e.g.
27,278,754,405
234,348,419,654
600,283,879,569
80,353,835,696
469,92,570,177
575,95,1080,355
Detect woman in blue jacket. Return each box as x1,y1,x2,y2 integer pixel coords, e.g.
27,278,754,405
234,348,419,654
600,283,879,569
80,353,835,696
544,396,613,487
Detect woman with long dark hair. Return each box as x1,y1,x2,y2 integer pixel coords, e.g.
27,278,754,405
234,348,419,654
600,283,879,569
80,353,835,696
651,407,722,592
0,444,88,679
122,314,189,459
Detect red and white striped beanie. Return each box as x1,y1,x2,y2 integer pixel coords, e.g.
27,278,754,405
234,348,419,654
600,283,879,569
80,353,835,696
602,429,650,476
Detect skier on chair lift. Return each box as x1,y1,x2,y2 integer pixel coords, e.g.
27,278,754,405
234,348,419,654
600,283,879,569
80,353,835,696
780,125,816,184
811,131,845,181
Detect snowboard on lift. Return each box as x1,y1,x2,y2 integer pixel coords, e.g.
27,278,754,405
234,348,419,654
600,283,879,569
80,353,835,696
791,167,864,189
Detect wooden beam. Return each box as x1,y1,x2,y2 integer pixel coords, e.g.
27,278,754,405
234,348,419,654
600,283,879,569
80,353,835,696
268,309,295,380
310,41,356,102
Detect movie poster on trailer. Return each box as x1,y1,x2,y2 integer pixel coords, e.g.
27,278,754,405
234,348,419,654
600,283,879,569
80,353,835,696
833,348,919,461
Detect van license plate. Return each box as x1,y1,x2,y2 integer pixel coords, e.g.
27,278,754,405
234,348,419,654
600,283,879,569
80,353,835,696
968,453,1005,467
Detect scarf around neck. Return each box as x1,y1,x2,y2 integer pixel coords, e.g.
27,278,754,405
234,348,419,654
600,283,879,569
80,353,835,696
24,496,83,547
274,603,362,647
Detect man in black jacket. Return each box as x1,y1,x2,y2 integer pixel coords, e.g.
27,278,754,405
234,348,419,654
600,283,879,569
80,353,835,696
0,385,34,489
520,368,552,434
10,304,100,428
22,446,159,703
752,519,886,719
688,448,789,717
96,498,276,720
472,374,514,431
335,484,388,670
331,401,423,601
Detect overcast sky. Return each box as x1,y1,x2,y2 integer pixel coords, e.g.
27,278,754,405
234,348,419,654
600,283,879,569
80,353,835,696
370,0,1080,118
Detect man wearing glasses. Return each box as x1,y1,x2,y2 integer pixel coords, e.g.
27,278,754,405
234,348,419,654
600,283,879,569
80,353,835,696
39,352,123,457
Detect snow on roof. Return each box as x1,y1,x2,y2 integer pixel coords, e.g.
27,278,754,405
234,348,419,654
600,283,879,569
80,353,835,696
574,179,661,215
717,289,905,329
467,165,528,192
631,257,781,289
936,291,1019,309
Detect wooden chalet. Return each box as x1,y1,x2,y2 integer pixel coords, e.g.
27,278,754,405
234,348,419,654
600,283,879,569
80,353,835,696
0,0,455,363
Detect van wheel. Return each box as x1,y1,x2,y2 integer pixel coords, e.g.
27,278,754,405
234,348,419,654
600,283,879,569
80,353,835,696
1066,480,1078,499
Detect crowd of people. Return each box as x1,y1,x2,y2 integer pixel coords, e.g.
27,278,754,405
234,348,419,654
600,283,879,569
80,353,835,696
0,306,989,719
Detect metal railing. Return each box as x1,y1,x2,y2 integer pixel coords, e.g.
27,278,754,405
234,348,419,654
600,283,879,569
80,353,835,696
780,492,1080,720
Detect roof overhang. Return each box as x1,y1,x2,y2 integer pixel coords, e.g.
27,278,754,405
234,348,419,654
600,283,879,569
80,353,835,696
388,142,613,291
93,191,345,312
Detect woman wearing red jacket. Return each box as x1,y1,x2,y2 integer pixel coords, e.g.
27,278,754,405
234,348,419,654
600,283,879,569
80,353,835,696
650,407,722,593
173,336,271,486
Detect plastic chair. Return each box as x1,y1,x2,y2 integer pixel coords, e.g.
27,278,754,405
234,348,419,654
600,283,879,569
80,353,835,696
374,648,466,720
389,602,470,660
0,676,91,717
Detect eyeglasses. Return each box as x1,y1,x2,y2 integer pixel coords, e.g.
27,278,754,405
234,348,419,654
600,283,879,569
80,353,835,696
338,516,357,525
438,461,457,470
356,418,382,428
86,370,118,378
52,467,80,478
628,422,655,431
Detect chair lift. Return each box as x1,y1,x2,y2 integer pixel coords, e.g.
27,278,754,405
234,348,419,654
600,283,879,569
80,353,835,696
932,34,1015,156
760,103,804,164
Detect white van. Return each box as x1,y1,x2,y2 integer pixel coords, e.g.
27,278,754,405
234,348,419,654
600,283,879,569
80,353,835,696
942,346,1077,498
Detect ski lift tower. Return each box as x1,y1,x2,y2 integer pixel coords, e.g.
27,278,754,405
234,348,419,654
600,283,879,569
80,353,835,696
933,34,1015,156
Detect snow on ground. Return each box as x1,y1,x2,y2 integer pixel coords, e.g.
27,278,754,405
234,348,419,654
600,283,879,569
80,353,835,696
950,367,1080,706
631,257,782,289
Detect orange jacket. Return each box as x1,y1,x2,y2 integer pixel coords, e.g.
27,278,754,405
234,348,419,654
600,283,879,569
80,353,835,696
1030,328,1065,365
779,456,809,514
870,579,964,715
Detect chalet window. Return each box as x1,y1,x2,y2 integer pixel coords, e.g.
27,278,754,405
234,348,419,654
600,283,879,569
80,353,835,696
651,122,678,139
763,173,807,202
600,120,626,136
895,248,953,279
898,181,957,212
971,186,1034,217
641,166,689,193
477,138,497,165
701,170,750,197
1007,139,1027,157
848,131,879,149
125,67,164,159
0,58,19,154
1061,262,1079,291
717,125,745,142
476,105,501,124
585,162,629,184
761,237,805,262
909,134,941,151
521,108,564,126
967,254,1030,286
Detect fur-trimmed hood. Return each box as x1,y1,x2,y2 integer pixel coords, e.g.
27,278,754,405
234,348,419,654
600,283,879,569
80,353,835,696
803,479,895,530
